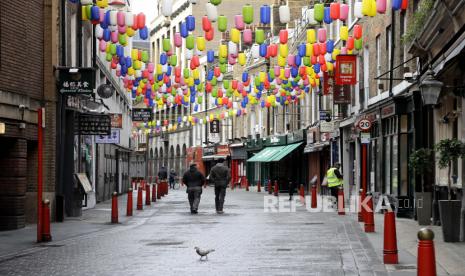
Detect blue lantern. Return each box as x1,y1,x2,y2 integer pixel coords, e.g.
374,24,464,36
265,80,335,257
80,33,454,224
242,72,249,82
139,26,148,40
326,40,334,53
259,43,267,57
207,50,215,63
298,44,306,57
180,22,188,38
392,0,402,10
324,7,332,24
160,53,167,65
260,5,271,25
186,15,195,31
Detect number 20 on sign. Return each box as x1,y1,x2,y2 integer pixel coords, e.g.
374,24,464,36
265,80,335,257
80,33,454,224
357,119,372,132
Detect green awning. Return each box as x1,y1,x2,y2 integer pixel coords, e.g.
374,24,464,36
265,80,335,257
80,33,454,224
247,146,286,162
268,142,303,162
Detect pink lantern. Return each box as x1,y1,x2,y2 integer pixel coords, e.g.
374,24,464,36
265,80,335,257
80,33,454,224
287,55,295,67
243,29,252,45
117,11,125,26
235,15,245,30
340,4,349,20
341,47,347,54
377,0,387,13
147,63,155,73
99,9,105,23
174,33,182,47
274,66,280,77
99,40,107,52
284,68,290,78
317,28,326,43
228,54,237,65
111,31,118,43
118,25,126,34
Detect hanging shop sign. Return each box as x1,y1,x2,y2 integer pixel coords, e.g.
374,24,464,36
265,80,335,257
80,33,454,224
58,67,95,94
323,72,335,96
319,110,332,122
320,121,335,133
381,103,396,119
203,146,216,156
76,113,111,135
210,119,220,133
265,135,286,146
95,129,120,144
110,113,123,128
132,108,153,122
335,55,357,85
333,85,351,104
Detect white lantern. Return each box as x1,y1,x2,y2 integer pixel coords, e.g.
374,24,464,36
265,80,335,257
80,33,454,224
162,64,168,73
162,0,173,17
325,53,332,62
354,2,363,18
251,44,260,59
217,74,224,81
95,25,104,39
279,5,290,24
81,0,93,5
307,9,317,25
110,10,118,25
125,12,134,27
186,49,193,60
135,70,142,78
206,3,218,22
183,116,187,122
228,41,238,56
196,49,203,56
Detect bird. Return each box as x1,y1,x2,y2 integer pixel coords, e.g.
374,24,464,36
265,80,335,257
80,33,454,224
194,247,215,260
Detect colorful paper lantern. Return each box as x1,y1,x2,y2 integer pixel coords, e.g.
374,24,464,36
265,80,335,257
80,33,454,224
255,29,265,44
162,0,173,17
186,15,195,31
218,15,227,32
377,0,387,13
243,29,252,44
340,4,349,20
279,5,290,24
260,5,271,25
314,3,324,22
202,16,212,32
330,2,340,20
231,28,240,43
243,4,254,24
279,30,288,44
353,24,363,39
206,2,218,22
340,26,348,41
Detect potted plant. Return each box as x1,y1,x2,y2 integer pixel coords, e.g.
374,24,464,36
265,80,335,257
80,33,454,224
409,148,434,225
434,138,465,242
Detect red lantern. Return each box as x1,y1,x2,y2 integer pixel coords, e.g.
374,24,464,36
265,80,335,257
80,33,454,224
269,44,278,57
353,24,362,40
279,30,288,44
311,55,317,65
174,66,181,77
232,80,238,89
206,82,212,92
214,66,221,77
401,0,408,10
313,43,320,56
319,43,327,55
137,13,146,29
319,55,325,65
205,28,214,41
222,97,229,105
347,36,355,50
202,16,212,32
217,89,223,98
330,2,340,20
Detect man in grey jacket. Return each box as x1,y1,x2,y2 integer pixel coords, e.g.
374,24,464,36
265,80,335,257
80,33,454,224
209,158,231,214
182,163,206,214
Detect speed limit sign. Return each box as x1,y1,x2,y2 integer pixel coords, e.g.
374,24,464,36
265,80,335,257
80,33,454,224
357,119,372,131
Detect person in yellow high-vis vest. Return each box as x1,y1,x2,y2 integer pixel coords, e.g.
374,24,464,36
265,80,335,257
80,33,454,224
326,163,343,206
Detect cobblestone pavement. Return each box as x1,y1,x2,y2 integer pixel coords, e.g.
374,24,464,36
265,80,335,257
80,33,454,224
0,188,388,276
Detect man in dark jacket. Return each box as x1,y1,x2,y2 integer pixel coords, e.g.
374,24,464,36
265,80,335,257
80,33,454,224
158,166,168,181
169,169,177,189
209,158,231,214
182,163,206,214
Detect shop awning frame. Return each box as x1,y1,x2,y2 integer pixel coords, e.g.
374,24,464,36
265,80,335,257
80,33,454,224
247,146,286,162
268,142,303,162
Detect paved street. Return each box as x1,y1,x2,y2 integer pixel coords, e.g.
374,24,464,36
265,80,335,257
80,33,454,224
0,189,389,276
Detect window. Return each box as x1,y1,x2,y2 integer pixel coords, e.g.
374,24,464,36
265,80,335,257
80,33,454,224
376,35,381,94
386,25,392,73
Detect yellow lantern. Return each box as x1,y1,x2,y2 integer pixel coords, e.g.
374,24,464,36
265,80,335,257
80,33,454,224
230,28,241,44
278,55,286,67
279,43,288,57
259,72,266,83
126,27,135,37
238,53,246,66
306,43,313,57
307,29,316,44
332,48,340,61
196,37,206,51
128,67,135,76
219,45,228,58
193,69,200,79
131,49,138,60
340,26,349,41
157,64,163,75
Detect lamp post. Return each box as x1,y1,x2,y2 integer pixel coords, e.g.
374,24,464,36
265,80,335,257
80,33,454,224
419,69,443,225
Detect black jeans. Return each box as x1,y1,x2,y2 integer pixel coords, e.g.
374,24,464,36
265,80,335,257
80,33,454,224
169,180,175,189
214,186,227,211
330,186,340,208
187,186,202,212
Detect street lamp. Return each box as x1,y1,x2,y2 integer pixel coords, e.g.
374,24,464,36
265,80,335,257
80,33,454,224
419,69,443,225
419,69,443,106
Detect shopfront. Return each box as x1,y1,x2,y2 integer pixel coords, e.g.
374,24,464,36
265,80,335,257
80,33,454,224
304,125,331,194
245,137,264,186
230,142,247,187
202,144,230,177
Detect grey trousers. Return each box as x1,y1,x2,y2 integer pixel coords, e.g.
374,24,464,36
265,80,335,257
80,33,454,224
187,186,202,211
215,186,227,211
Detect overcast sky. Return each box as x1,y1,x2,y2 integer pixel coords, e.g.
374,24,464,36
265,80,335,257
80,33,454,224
131,0,158,25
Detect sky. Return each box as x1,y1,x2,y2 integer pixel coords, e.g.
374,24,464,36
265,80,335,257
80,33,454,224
131,0,158,25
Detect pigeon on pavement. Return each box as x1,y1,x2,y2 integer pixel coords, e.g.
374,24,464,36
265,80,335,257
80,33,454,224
194,247,215,260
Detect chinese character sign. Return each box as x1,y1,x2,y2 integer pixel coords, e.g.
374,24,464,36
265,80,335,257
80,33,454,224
335,55,357,85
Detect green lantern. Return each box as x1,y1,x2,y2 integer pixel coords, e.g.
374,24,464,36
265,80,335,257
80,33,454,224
118,34,127,46
186,35,195,50
355,38,363,50
106,52,112,62
183,68,190,78
211,77,217,86
303,56,311,66
242,4,254,24
223,79,230,89
163,38,171,52
314,3,324,22
255,29,265,44
219,56,227,64
210,0,221,5
141,51,149,63
170,55,177,66
220,63,227,73
218,15,227,32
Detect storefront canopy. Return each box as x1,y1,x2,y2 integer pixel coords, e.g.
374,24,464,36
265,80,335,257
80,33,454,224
268,142,303,162
247,146,285,162
247,142,302,162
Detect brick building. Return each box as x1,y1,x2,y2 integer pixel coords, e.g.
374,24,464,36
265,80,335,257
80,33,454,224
0,0,58,230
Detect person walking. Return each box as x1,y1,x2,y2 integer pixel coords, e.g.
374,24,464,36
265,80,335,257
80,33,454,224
326,163,343,208
288,178,295,201
209,158,231,214
169,169,177,189
182,163,206,214
158,166,168,181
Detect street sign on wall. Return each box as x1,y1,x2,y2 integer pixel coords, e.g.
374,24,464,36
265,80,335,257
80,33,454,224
95,129,120,144
335,55,357,85
210,119,220,133
319,110,332,122
333,85,351,104
132,108,153,122
109,113,123,128
76,114,111,135
58,68,95,94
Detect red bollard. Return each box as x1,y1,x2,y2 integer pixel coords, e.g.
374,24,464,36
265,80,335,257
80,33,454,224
417,228,436,276
358,189,364,222
364,193,375,232
127,188,133,216
273,180,279,197
383,210,398,264
164,180,168,196
137,187,143,210
267,180,272,195
338,187,345,215
111,192,118,223
299,184,305,204
41,199,52,242
152,183,157,202
311,185,317,209
157,183,161,200
246,179,249,191
257,180,261,192
145,183,151,205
